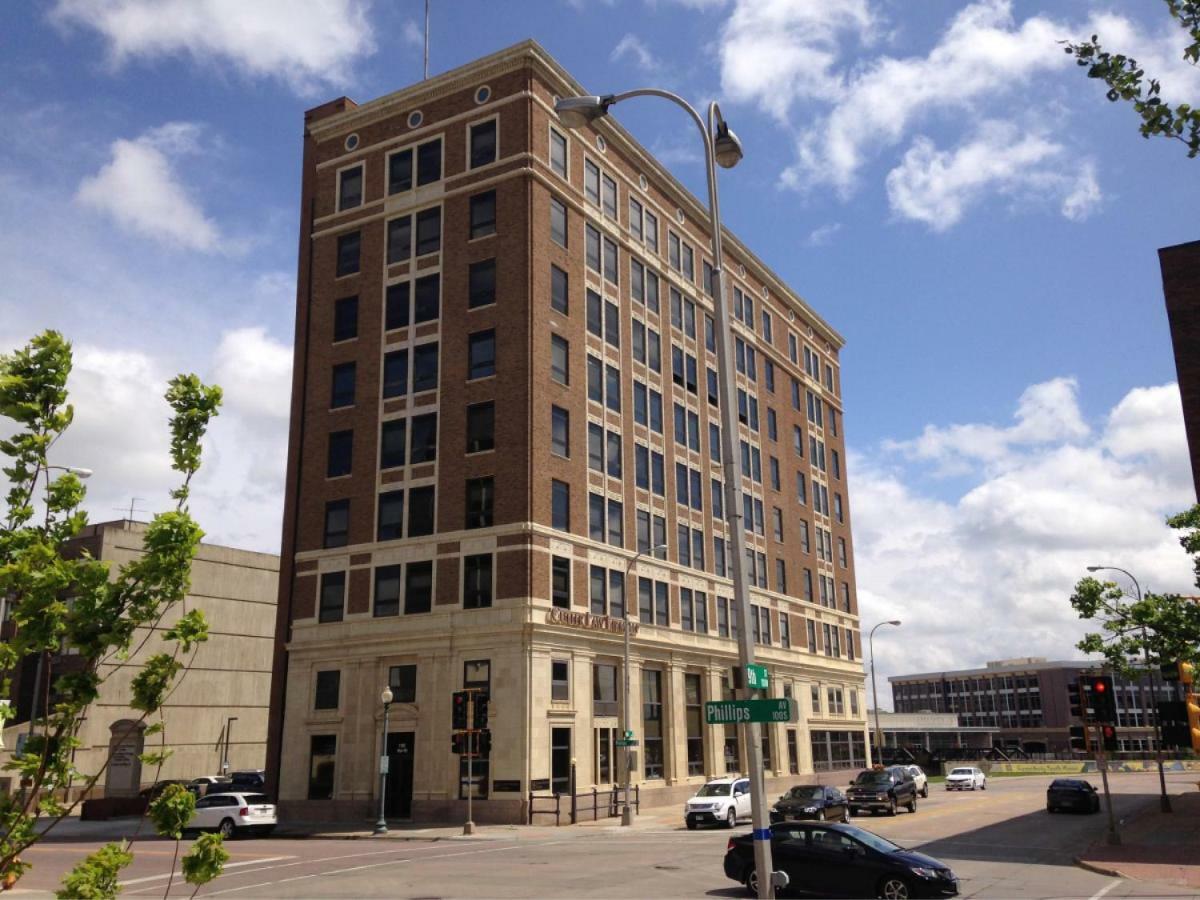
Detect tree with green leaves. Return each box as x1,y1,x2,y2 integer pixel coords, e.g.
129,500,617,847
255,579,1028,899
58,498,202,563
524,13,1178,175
0,330,227,897
1063,0,1200,158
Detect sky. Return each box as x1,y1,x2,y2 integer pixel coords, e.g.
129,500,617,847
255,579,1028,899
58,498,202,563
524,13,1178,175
1,0,1198,706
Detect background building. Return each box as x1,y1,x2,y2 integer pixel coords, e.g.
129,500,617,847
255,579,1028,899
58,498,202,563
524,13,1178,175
268,40,866,825
890,657,1171,753
1160,238,1200,499
0,520,278,798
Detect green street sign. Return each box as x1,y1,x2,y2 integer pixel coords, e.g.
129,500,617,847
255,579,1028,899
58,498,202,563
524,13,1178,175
705,698,798,725
615,739,639,747
746,664,769,690
624,729,634,739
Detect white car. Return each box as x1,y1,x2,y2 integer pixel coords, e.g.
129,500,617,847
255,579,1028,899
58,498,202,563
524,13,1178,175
905,765,929,798
187,775,232,797
945,766,987,791
187,791,276,838
683,777,752,829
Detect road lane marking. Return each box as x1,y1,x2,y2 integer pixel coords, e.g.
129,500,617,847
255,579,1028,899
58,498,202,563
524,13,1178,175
1087,879,1121,900
120,856,294,886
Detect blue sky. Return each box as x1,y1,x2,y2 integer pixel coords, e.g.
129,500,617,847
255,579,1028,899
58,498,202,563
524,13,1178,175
2,0,1197,693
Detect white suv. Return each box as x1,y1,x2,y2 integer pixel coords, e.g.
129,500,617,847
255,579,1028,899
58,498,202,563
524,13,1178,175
187,791,277,838
945,766,987,791
684,777,751,829
905,765,929,798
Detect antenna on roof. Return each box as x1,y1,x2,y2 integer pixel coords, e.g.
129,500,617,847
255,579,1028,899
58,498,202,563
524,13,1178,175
114,497,147,521
424,0,430,80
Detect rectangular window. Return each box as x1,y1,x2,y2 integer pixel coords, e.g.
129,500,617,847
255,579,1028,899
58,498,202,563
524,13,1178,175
602,173,617,219
389,664,417,703
643,669,664,779
551,334,569,385
552,556,571,609
378,489,404,541
550,196,568,246
551,405,571,457
549,128,568,177
552,479,570,531
404,560,433,614
385,282,410,330
415,207,441,256
629,197,643,241
388,147,414,194
407,485,435,536
586,223,601,272
551,264,568,314
327,429,353,478
336,231,360,277
468,329,496,379
318,571,345,623
387,215,412,264
655,581,669,626
607,498,624,547
463,553,493,608
333,296,357,342
470,119,497,169
681,587,694,631
685,673,704,776
466,401,495,453
586,288,602,337
308,735,336,800
551,660,570,701
465,477,494,528
468,259,496,308
645,210,659,254
324,499,349,548
469,190,497,239
606,430,622,478
585,159,601,205
717,598,729,637
374,564,402,617
416,138,442,185
409,413,437,463
593,663,618,717
382,349,408,399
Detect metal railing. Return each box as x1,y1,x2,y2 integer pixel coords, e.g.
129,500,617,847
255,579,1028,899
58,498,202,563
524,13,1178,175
528,785,639,825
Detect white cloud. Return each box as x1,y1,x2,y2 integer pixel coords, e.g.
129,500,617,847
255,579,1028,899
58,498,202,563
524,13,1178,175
401,20,423,48
805,222,842,247
211,327,293,422
884,123,1100,230
76,122,220,252
611,34,662,74
49,0,376,94
856,379,1196,702
719,0,876,122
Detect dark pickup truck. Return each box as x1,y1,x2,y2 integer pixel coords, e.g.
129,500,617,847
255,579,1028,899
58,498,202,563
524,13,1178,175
846,765,919,816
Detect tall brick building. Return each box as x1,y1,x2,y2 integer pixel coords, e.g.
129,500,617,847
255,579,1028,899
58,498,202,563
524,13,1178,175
267,40,866,824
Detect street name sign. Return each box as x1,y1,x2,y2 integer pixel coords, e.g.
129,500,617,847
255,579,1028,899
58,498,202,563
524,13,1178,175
746,664,769,690
705,698,798,725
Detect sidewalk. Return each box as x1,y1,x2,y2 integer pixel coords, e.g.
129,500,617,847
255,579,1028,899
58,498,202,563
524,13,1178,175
1077,786,1200,889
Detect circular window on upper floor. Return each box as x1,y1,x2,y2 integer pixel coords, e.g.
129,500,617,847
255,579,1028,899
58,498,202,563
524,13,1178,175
675,208,685,224
596,134,607,152
408,110,424,129
475,85,492,104
344,133,359,151
639,174,648,191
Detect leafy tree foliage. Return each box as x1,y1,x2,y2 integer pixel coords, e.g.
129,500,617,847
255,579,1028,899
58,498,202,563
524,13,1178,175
1063,0,1200,158
0,331,226,894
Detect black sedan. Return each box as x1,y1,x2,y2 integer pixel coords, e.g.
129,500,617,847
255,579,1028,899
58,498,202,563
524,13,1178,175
771,785,849,824
1046,779,1101,814
724,821,958,899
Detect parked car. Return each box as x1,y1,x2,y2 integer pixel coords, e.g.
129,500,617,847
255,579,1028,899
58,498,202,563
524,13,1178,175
724,820,959,898
138,779,190,801
945,767,987,791
185,791,276,838
771,785,849,824
846,766,918,816
684,777,752,829
905,766,929,799
187,775,232,797
1046,779,1100,814
229,769,266,790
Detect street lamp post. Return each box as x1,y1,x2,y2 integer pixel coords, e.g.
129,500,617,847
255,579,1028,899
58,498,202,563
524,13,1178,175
555,89,775,899
621,543,668,826
374,686,394,835
1086,565,1171,813
223,716,238,774
869,621,901,762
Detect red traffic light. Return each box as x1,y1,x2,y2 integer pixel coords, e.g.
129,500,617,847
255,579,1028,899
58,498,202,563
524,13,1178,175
1092,679,1107,693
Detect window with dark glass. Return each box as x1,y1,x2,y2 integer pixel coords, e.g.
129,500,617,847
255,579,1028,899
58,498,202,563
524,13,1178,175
469,259,496,308
405,561,433,614
412,342,438,392
469,119,497,168
551,334,569,384
386,282,410,330
584,159,600,205
550,196,567,246
308,735,336,800
319,571,345,623
388,147,413,194
415,207,441,255
586,289,602,337
338,166,362,211
416,138,442,185
333,296,357,342
410,412,438,463
551,660,569,701
465,477,494,528
389,664,417,703
315,669,340,709
374,564,402,617
414,273,440,323
589,564,607,615
643,670,663,778
330,362,355,409
551,264,568,314
685,674,704,776
378,490,404,541
383,349,408,398
468,330,496,379
327,429,353,477
551,556,571,608
552,479,570,531
655,581,668,626
336,231,360,277
324,499,349,548
380,419,407,469
585,224,601,273
593,663,617,717
549,128,567,177
605,300,620,348
467,401,495,453
387,215,412,264
463,554,493,608
469,190,497,239
551,405,570,457
408,485,435,536
588,492,604,542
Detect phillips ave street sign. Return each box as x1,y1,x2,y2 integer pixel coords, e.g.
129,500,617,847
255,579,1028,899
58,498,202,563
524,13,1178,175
704,698,798,725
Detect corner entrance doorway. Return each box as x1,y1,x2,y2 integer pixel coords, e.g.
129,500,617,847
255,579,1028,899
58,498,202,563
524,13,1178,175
385,732,414,818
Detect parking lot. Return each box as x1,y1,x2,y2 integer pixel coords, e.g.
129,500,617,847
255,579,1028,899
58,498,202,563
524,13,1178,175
13,771,1198,898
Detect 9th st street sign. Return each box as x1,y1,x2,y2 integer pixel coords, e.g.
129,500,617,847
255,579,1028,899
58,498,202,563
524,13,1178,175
705,698,798,725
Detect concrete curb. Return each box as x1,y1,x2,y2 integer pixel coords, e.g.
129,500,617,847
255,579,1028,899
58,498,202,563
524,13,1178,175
1073,857,1124,879
272,832,500,842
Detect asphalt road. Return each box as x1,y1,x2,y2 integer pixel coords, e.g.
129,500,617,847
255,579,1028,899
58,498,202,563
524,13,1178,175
14,771,1199,899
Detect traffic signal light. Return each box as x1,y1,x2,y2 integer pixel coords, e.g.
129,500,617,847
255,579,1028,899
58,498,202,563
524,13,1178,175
1100,724,1118,753
1187,691,1200,752
1068,679,1085,720
1182,662,1195,686
473,692,490,729
1088,675,1117,724
452,690,470,730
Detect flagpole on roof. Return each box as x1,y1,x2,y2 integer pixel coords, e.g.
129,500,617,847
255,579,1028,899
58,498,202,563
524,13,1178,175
424,0,430,80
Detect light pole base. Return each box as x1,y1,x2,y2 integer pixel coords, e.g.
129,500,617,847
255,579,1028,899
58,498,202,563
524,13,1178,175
463,820,476,836
373,821,388,836
1106,830,1121,846
1160,795,1173,813
621,805,634,826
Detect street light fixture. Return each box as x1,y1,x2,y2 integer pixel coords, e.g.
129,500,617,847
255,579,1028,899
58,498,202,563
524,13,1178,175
555,87,775,898
1085,565,1170,813
374,685,394,835
620,543,667,827
869,620,902,762
46,466,93,479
